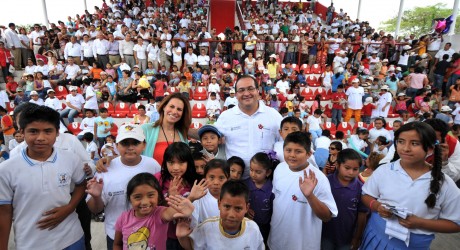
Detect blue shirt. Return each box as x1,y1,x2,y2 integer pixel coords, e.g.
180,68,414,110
331,74,344,92
246,178,274,226
94,117,113,138
322,173,368,245
297,74,306,83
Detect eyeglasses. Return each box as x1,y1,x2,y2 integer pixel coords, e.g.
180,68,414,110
236,86,257,94
119,139,142,147
329,147,337,150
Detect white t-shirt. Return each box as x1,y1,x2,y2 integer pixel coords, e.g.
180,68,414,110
315,136,331,150
191,192,219,228
223,96,238,107
0,148,85,250
452,107,460,125
87,156,161,239
206,99,222,115
363,160,460,235
321,71,333,86
190,217,264,250
65,93,85,110
208,83,220,94
345,87,364,109
84,85,98,110
79,117,95,136
268,163,338,250
29,98,44,106
348,134,368,151
306,115,322,130
86,141,100,159
133,44,147,60
64,64,81,79
45,97,62,110
276,80,290,94
369,127,392,143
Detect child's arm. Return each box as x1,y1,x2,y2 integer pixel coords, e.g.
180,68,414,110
94,122,98,140
86,177,105,213
176,218,193,250
113,231,123,250
0,204,13,249
37,180,87,230
299,169,332,222
351,212,368,250
398,216,460,233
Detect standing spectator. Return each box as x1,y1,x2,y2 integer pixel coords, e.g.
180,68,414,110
107,33,121,65
29,24,45,55
133,37,147,73
18,27,31,69
119,34,135,68
331,84,346,127
64,36,82,65
406,66,428,98
93,32,109,70
80,34,94,66
0,106,15,149
344,78,364,123
4,23,22,70
0,41,13,83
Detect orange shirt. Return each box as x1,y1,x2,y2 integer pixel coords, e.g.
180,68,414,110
1,115,15,135
90,68,103,80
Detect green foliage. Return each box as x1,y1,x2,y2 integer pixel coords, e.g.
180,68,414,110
379,3,460,37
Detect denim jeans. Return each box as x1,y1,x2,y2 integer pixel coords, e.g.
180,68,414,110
106,235,114,250
331,109,343,127
309,129,322,142
447,73,460,90
63,236,85,250
433,74,444,90
59,108,80,124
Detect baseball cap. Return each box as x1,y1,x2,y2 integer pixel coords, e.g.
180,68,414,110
229,89,235,94
198,125,222,138
441,106,452,112
16,87,23,92
381,85,389,90
30,91,38,96
397,93,406,97
116,124,145,143
47,89,55,94
69,86,78,91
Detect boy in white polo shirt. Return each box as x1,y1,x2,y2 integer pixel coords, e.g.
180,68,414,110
0,105,87,250
268,131,338,250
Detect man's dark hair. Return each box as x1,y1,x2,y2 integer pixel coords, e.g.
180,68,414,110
19,105,60,131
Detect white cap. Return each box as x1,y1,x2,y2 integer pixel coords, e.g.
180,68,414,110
287,94,296,101
367,76,374,81
364,97,373,104
352,78,359,83
30,91,38,96
229,89,235,94
382,59,389,63
381,85,389,90
263,69,268,74
397,93,406,97
403,45,411,50
116,124,145,143
338,50,346,55
267,80,272,85
69,86,78,91
337,67,344,73
441,105,452,112
47,89,55,94
269,54,277,58
269,89,277,95
104,143,113,147
421,53,427,59
396,67,402,71
133,65,139,68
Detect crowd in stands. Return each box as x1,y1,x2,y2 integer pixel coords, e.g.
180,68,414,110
0,0,460,250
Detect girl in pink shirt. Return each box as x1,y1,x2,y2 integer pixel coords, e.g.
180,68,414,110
114,173,194,250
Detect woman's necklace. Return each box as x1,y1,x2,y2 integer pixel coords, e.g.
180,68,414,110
161,126,176,145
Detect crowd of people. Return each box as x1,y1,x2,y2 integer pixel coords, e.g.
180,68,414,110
0,0,460,250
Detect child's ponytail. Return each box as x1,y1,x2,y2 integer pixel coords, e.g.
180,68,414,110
425,144,445,209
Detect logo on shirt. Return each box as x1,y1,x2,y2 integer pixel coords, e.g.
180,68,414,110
108,190,125,197
230,126,241,131
292,194,308,204
348,197,359,211
57,173,70,187
258,124,264,129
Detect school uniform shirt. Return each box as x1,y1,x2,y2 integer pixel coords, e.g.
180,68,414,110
86,141,100,159
215,101,283,179
206,99,221,115
0,148,85,250
64,64,81,79
268,162,338,250
45,97,63,111
84,85,98,110
345,86,364,110
246,179,274,226
362,160,460,235
322,173,368,245
347,134,368,152
190,216,264,250
306,115,322,130
87,156,161,239
114,206,169,250
452,107,460,125
208,83,220,94
191,191,219,228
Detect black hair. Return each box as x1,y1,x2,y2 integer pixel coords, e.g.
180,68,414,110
85,109,96,115
105,134,115,142
192,151,205,161
284,131,311,153
250,152,279,180
424,119,449,139
330,141,343,151
126,173,165,208
99,107,108,113
13,102,39,124
374,117,387,128
280,116,302,131
160,142,198,191
376,136,388,145
137,104,146,110
204,159,229,178
227,156,246,172
314,108,323,115
321,129,331,137
234,74,259,90
219,179,249,203
442,54,449,60
391,122,444,209
82,132,94,142
335,131,345,139
19,105,60,131
0,106,7,114
279,107,288,114
356,128,369,135
393,120,403,126
337,148,361,165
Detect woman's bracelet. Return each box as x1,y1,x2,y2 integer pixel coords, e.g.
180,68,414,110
369,199,378,211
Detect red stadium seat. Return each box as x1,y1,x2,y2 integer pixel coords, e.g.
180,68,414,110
223,63,232,70
387,106,399,118
61,103,66,110
110,123,119,137
76,86,83,94
315,87,330,100
113,102,130,118
336,122,353,134
6,102,15,112
99,102,115,116
54,86,69,100
323,104,332,118
306,75,320,87
386,120,395,131
291,63,299,72
67,122,82,136
367,122,375,130
280,63,286,73
167,86,180,93
300,87,315,101
128,103,142,118
323,122,337,136
301,64,310,74
353,122,369,133
193,87,208,100
190,121,203,129
192,103,207,118
311,64,322,74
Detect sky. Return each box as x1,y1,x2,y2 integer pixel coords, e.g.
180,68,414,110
0,0,457,30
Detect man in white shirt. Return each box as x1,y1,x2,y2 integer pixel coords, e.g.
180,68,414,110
64,36,82,65
44,89,62,111
327,33,342,65
118,33,135,68
59,86,85,125
333,50,348,71
34,58,50,77
92,32,109,69
74,26,88,42
184,47,198,68
197,26,211,55
160,27,173,49
4,23,22,69
29,24,45,54
435,42,455,63
344,79,364,122
113,25,127,40
80,35,95,65
197,49,210,71
58,57,81,86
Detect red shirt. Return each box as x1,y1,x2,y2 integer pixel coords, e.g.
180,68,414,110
154,80,166,98
362,103,375,116
331,92,346,110
6,81,18,92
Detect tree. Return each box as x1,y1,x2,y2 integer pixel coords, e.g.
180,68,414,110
379,3,460,37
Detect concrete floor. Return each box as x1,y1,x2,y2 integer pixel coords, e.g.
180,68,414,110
8,220,460,249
